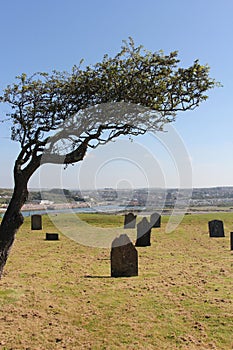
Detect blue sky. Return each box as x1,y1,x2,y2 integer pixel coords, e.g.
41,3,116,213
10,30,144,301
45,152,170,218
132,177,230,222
0,0,233,189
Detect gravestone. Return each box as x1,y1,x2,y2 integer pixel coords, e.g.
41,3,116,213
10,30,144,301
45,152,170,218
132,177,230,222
46,233,59,241
208,220,225,237
124,213,137,229
230,232,233,250
150,212,161,228
135,217,151,247
111,234,138,277
31,214,42,230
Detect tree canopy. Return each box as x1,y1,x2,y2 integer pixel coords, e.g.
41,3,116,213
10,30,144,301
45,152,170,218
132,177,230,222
1,38,218,175
0,38,219,278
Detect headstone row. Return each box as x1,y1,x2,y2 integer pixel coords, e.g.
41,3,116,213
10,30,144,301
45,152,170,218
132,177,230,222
111,212,162,277
31,215,59,240
31,214,232,280
124,212,161,247
124,212,161,230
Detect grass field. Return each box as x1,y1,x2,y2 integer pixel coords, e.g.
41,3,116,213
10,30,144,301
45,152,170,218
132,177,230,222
0,212,232,349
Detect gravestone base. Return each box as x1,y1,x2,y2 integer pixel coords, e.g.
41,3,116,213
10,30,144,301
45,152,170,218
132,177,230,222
46,233,59,241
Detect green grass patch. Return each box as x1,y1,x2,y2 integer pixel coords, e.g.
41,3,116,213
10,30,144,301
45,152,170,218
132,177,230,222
0,212,232,349
0,289,22,305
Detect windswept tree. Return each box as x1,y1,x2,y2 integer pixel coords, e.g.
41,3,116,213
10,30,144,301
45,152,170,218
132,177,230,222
0,38,218,278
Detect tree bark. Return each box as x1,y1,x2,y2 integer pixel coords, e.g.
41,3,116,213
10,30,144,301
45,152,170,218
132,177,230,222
0,164,29,279
0,144,85,279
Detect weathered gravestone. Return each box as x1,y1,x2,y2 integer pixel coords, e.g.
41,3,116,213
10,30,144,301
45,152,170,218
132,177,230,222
111,234,138,277
31,214,42,230
150,212,161,228
230,232,233,250
208,220,225,237
124,212,137,229
135,217,151,247
46,233,59,241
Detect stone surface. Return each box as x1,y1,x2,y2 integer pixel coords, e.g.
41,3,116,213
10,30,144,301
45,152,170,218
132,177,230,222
111,234,138,277
135,217,151,247
150,212,161,228
46,233,59,240
208,220,225,237
230,232,233,250
124,213,137,229
31,214,42,230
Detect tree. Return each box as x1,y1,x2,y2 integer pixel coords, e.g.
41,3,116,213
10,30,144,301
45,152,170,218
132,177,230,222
0,38,218,278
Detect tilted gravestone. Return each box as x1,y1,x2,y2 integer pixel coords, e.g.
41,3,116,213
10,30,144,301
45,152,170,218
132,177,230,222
111,234,138,277
208,220,225,237
150,212,161,228
124,213,137,229
31,214,42,230
135,217,151,247
46,233,59,240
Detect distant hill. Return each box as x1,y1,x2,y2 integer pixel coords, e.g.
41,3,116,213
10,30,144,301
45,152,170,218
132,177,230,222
2,186,233,207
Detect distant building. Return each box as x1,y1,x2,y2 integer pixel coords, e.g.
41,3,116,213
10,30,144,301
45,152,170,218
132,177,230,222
40,200,54,206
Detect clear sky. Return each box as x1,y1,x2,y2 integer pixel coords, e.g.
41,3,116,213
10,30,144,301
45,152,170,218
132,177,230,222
0,0,233,190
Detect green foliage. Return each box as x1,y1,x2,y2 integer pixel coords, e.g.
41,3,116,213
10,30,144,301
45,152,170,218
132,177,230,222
0,39,221,252
1,38,218,154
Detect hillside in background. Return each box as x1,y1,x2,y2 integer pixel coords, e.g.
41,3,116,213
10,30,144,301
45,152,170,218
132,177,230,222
2,187,233,208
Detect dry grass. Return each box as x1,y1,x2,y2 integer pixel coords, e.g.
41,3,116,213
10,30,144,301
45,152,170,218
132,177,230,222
0,212,232,349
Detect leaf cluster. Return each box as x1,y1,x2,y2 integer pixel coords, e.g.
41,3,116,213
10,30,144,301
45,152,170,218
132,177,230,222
0,38,218,171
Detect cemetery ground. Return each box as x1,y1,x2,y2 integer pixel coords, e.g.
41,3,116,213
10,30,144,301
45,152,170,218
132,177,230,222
0,213,232,350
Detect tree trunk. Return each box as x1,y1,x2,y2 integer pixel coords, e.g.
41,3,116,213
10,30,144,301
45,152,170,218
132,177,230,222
0,171,28,279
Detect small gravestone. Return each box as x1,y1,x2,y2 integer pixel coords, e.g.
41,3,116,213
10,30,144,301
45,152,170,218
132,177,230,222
208,220,225,237
31,214,42,230
230,232,233,250
111,234,138,277
46,233,59,241
150,212,161,228
135,217,151,247
124,213,137,229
